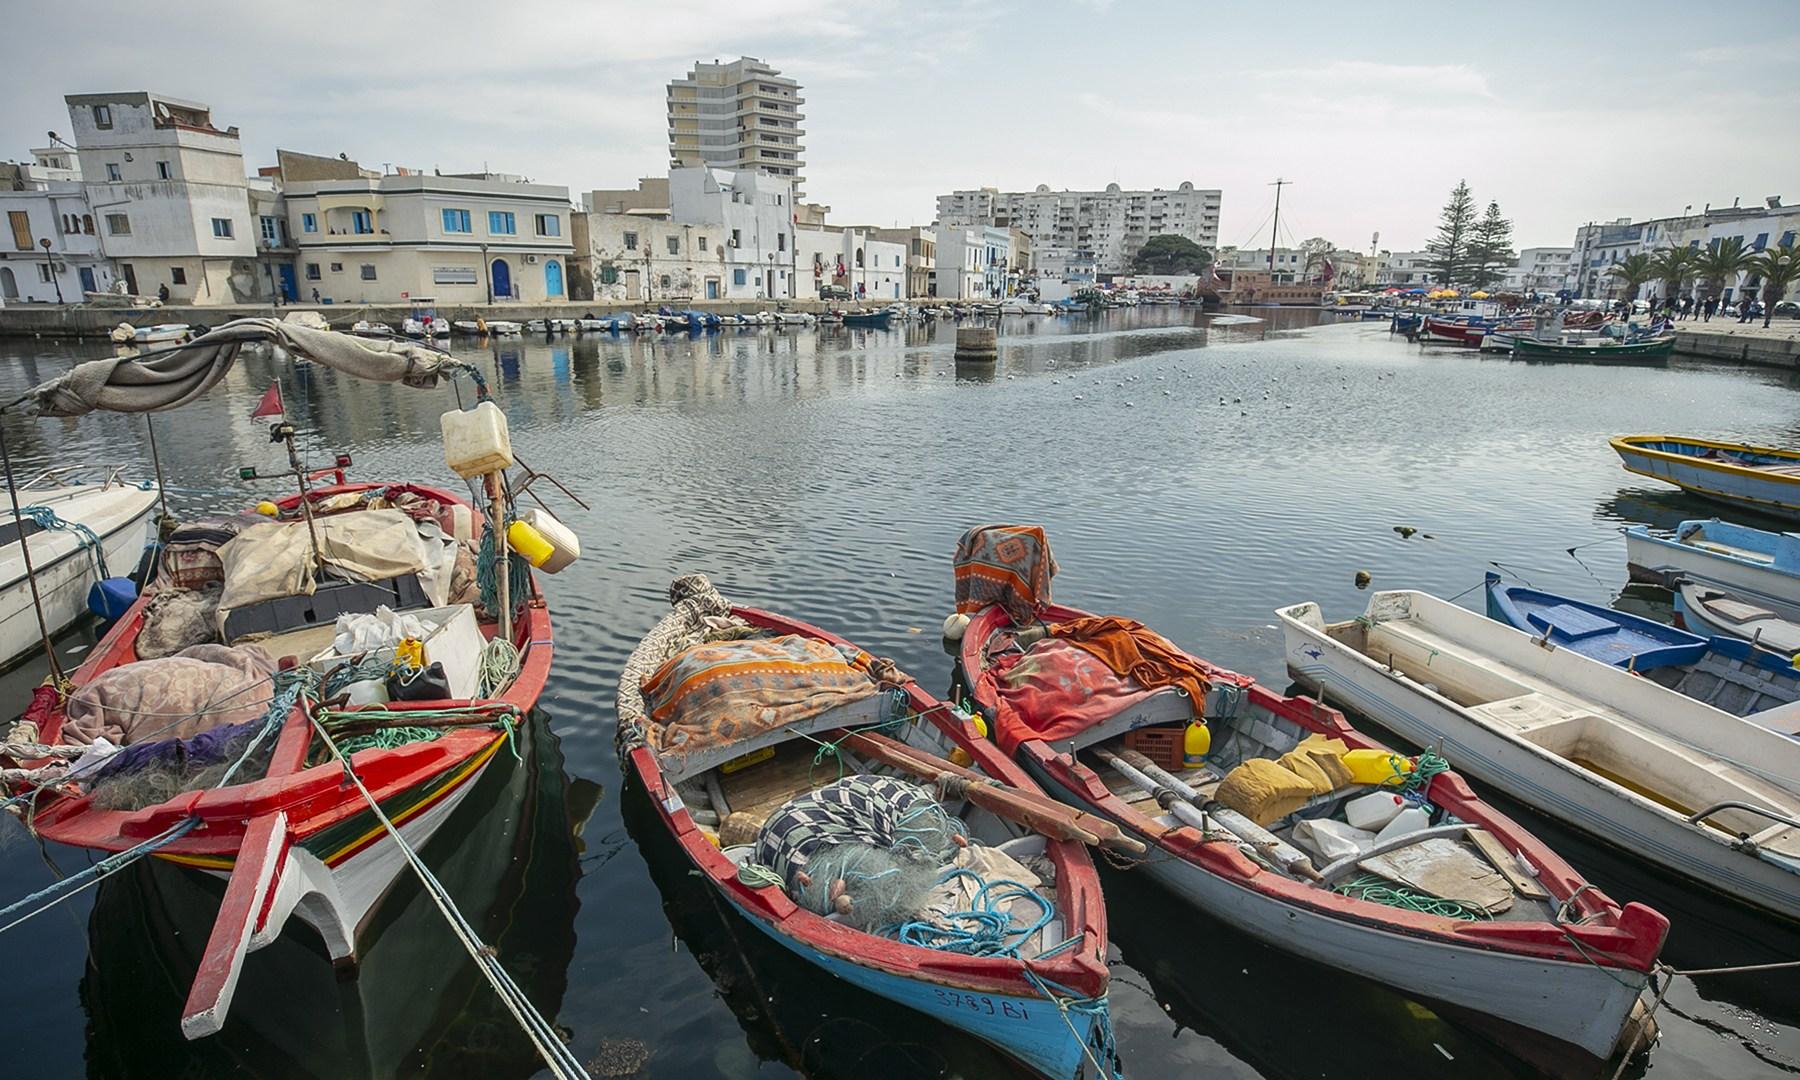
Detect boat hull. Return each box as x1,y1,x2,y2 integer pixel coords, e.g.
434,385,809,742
1513,338,1672,363
1612,436,1800,520
0,485,159,668
1020,755,1644,1062
1625,526,1800,608
1278,609,1800,923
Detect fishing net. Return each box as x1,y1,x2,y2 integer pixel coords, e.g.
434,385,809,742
795,843,943,932
87,719,277,811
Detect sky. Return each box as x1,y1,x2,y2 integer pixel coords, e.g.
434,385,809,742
7,1,1797,253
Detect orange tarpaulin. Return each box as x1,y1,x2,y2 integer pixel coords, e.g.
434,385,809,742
1049,616,1212,708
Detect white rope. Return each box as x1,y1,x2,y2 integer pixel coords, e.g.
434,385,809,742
306,706,589,1080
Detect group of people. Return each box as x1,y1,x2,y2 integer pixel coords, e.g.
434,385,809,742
1616,294,1768,323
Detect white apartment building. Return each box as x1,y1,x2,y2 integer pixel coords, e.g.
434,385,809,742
933,227,987,299
1373,250,1434,286
283,152,573,305
667,166,795,300
1568,200,1800,300
936,182,1220,276
1501,247,1572,296
64,92,258,304
870,227,934,299
1221,247,1308,282
668,57,805,196
0,181,112,303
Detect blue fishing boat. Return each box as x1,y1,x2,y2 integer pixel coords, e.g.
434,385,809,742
1485,574,1800,723
1611,435,1800,522
841,310,892,328
1624,518,1800,608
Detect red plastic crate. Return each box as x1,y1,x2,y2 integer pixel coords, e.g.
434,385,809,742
1122,725,1186,772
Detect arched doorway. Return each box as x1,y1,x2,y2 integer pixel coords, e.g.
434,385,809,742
490,258,512,300
0,267,15,300
544,259,563,298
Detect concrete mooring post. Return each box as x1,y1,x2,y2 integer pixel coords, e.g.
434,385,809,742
955,325,997,364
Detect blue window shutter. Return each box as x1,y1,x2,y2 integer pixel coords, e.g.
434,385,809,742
1754,232,1769,250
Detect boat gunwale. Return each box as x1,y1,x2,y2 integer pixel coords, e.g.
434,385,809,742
625,603,1112,1004
964,602,1666,974
1612,434,1800,483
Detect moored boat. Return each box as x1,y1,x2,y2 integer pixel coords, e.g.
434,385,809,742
1625,517,1800,607
0,319,566,1041
1484,574,1800,729
1278,588,1800,922
841,310,892,328
0,472,160,669
1675,580,1800,660
616,575,1117,1080
1419,316,1490,346
1513,335,1673,363
948,528,1666,1065
1615,435,1800,520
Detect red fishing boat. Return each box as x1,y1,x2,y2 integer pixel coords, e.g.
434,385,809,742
1419,315,1489,346
618,576,1116,1080
947,526,1668,1073
0,320,564,1041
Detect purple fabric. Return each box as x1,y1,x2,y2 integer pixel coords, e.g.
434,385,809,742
88,718,262,784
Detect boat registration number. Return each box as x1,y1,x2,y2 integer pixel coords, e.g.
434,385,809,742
932,989,1030,1020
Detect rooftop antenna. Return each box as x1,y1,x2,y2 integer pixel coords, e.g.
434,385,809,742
1267,178,1291,272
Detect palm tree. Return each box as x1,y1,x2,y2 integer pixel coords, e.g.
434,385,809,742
1605,253,1655,304
1745,241,1800,328
1692,236,1753,310
1648,244,1692,307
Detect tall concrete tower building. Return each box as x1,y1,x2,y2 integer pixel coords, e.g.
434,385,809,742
667,57,805,196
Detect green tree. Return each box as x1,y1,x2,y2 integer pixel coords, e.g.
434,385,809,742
1130,235,1214,275
1648,244,1693,305
1605,253,1656,303
1300,237,1336,282
1465,202,1515,290
1425,180,1476,285
1693,237,1753,308
1745,241,1800,327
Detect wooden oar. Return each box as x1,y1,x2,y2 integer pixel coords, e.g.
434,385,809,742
835,729,1147,855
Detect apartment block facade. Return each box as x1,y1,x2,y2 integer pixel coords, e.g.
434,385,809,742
667,58,805,196
936,182,1220,275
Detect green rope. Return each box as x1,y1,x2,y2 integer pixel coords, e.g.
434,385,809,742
1399,749,1450,794
1333,873,1492,921
476,519,532,615
333,726,445,756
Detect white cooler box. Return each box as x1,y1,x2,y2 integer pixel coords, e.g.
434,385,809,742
308,603,485,700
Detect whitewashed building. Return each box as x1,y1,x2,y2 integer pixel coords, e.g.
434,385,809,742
0,182,112,303
283,151,573,305
64,92,258,304
870,227,934,299
933,227,986,299
667,166,795,300
586,211,727,302
1373,250,1434,286
937,182,1221,276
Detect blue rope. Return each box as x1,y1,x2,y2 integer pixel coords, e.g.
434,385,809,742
0,816,198,933
16,504,109,579
885,869,1054,957
1023,969,1121,1080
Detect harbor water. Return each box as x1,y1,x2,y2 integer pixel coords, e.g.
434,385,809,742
2,309,1798,1078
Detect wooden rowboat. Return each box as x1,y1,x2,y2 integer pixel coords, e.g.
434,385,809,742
1279,589,1800,923
617,578,1114,1080
959,596,1667,1066
11,480,552,1037
1613,436,1800,521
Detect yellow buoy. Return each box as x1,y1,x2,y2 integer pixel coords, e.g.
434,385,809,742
1343,748,1414,786
506,519,555,568
255,501,279,517
1183,721,1211,767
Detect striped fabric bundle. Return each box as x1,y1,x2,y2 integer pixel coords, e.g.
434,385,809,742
954,524,1058,625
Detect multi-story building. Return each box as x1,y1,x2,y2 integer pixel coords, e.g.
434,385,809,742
1568,199,1799,301
282,150,573,305
0,174,112,303
869,227,934,299
933,227,986,300
1372,250,1434,286
936,182,1220,276
1500,247,1572,296
64,92,258,303
1220,247,1307,282
667,57,805,196
666,166,795,300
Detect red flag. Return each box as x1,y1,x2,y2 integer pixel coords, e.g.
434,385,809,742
250,383,284,420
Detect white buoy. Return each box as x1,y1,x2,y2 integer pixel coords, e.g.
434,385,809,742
942,612,970,641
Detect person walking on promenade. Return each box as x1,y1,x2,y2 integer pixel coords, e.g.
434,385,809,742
1738,295,1755,322
1703,296,1717,321
1679,296,1691,320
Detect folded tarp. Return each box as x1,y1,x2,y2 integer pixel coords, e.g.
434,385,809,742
215,508,431,628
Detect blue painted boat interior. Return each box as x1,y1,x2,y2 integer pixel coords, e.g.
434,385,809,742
1484,575,1707,669
1637,438,1800,468
1674,518,1800,571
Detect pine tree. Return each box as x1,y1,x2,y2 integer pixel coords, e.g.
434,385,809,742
1425,180,1476,285
1466,202,1515,290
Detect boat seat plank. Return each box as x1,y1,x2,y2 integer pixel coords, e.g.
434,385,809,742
1528,605,1622,642
1467,827,1553,901
717,742,840,828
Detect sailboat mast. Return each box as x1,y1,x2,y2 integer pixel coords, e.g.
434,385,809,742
1267,178,1289,273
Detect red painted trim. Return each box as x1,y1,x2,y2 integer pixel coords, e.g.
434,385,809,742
181,810,290,1036
627,607,1110,1002
961,602,1669,975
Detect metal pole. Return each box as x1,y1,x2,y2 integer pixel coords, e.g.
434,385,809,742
280,426,326,569
0,422,64,684
144,413,172,529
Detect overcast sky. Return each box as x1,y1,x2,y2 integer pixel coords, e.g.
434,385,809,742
8,1,1796,252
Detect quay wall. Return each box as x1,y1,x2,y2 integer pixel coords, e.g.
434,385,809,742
1671,326,1800,370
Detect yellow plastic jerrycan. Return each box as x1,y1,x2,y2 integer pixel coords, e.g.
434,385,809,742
1343,748,1415,786
1183,721,1211,768
506,519,556,568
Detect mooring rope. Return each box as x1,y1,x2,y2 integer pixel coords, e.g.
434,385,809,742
16,503,110,579
306,708,589,1080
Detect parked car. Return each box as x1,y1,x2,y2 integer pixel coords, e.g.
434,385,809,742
820,285,851,300
1774,300,1800,318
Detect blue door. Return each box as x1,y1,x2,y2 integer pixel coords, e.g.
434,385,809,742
276,263,297,301
544,259,563,298
79,267,97,294
491,259,512,299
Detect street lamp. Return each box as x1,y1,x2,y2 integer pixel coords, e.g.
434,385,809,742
38,238,64,304
480,243,491,305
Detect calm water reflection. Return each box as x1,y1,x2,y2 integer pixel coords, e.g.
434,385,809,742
2,307,1798,1078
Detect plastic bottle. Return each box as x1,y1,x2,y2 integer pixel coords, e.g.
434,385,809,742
507,519,556,567
519,508,580,572
1373,805,1431,845
1345,791,1407,831
440,400,514,478
1183,721,1211,768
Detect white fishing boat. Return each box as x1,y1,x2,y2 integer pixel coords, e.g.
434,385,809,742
1676,580,1800,658
1277,590,1800,923
349,321,394,338
1626,519,1800,609
485,321,522,336
0,473,160,668
108,323,192,345
774,311,814,325
400,317,448,338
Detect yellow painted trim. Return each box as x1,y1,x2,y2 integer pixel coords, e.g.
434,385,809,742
1611,435,1800,486
318,735,505,866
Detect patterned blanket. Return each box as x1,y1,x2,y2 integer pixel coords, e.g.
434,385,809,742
640,634,877,756
954,524,1057,625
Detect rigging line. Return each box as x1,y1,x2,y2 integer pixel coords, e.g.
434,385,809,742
1232,205,1278,252
306,709,589,1080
